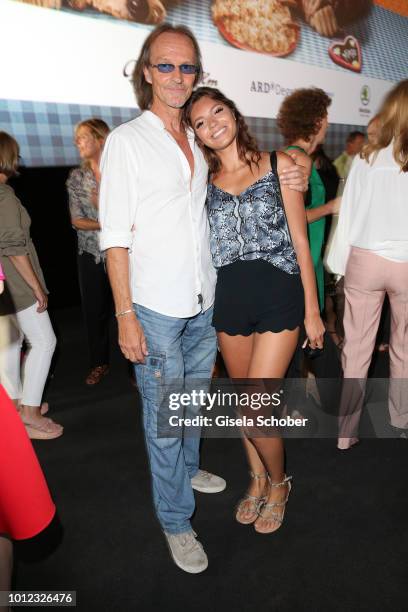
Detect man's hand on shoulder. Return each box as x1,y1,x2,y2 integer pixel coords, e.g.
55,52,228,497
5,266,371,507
118,313,148,363
278,150,311,193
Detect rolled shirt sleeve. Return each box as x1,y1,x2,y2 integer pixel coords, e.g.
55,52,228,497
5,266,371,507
99,128,139,252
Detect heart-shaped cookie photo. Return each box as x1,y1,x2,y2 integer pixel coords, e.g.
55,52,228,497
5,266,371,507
328,35,362,72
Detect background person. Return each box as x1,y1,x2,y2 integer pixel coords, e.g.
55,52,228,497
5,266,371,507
311,145,341,347
277,87,339,314
311,144,340,203
0,132,61,440
333,131,365,180
184,87,324,534
277,89,343,415
328,79,408,448
66,119,112,385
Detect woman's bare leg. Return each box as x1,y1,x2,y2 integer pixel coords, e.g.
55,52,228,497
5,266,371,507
218,333,268,520
246,329,299,532
218,329,299,525
220,331,266,479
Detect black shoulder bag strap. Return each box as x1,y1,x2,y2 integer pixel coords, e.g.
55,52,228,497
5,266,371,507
270,150,283,203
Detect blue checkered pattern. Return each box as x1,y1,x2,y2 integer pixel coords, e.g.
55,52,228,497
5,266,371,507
0,98,361,167
0,99,137,166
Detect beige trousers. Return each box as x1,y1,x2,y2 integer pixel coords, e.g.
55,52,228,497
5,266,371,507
339,247,408,436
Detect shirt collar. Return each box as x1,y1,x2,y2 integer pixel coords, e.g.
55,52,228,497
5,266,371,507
142,110,166,130
142,110,195,142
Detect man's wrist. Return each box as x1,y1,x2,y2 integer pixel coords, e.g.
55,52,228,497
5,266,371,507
115,308,135,318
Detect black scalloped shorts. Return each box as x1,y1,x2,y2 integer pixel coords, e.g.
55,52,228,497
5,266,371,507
213,259,304,336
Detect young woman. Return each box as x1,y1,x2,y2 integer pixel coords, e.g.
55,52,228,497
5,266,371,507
328,79,408,448
0,132,62,440
66,119,112,385
184,88,324,533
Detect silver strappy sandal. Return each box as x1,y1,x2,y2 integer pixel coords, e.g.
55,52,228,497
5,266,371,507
254,475,292,534
235,471,268,525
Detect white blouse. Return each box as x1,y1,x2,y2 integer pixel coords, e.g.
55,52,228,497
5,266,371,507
328,142,408,275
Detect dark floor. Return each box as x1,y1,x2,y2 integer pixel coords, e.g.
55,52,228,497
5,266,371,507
14,308,407,612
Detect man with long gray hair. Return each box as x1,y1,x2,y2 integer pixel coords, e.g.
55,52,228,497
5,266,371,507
99,24,224,574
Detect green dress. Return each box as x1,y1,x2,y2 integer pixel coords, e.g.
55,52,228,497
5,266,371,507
286,146,326,311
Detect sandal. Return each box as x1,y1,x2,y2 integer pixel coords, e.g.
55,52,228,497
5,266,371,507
85,364,109,385
22,416,63,440
254,475,292,534
235,472,268,525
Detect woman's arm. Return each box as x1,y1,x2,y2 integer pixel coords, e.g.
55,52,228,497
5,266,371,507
277,151,325,348
288,149,340,222
306,197,341,223
71,218,100,231
8,255,48,312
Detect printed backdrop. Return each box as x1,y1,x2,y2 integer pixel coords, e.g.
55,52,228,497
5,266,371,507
0,0,407,166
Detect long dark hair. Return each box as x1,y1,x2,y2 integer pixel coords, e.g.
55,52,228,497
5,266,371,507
183,87,260,175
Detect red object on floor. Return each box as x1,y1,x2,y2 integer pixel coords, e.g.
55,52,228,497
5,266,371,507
0,384,55,540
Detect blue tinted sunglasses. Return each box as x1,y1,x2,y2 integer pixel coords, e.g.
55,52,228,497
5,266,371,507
150,63,198,74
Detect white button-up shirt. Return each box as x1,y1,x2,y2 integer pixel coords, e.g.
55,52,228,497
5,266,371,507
327,142,408,276
99,111,216,318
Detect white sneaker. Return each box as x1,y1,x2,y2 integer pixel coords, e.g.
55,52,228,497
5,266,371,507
164,531,208,574
191,469,226,493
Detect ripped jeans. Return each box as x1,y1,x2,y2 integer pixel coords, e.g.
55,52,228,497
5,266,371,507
133,304,217,534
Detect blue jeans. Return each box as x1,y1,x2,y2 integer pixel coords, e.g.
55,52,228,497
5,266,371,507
133,304,217,534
